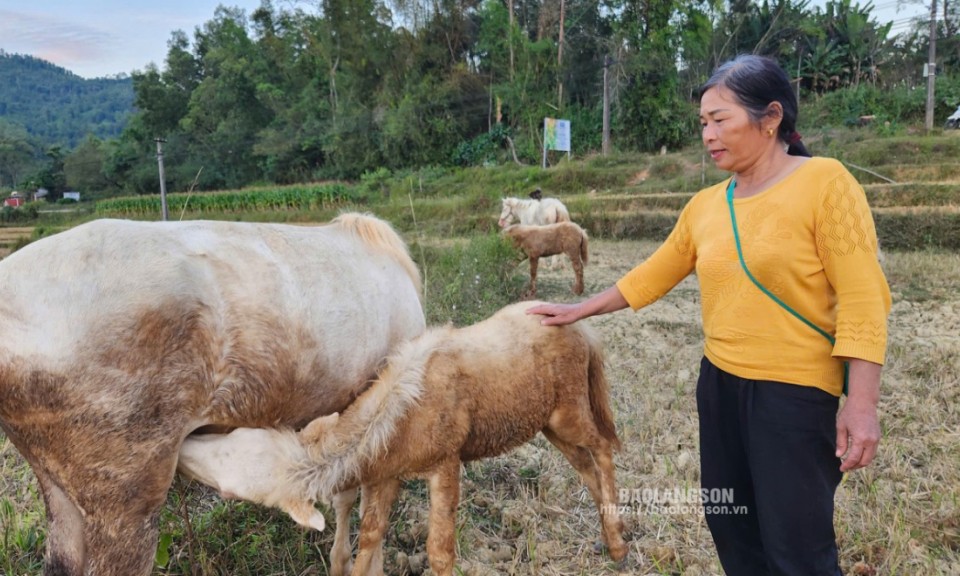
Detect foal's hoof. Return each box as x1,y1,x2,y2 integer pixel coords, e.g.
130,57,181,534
593,539,629,564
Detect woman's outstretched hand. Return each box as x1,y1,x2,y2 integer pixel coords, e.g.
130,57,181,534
526,302,583,326
526,286,631,326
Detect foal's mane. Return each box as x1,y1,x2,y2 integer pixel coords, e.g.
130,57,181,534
294,326,451,499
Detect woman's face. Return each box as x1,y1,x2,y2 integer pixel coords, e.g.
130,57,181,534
699,86,770,173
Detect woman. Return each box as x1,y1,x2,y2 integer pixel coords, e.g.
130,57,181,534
527,54,891,575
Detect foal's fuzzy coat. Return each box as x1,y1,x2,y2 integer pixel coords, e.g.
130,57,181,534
298,300,626,574
180,301,627,576
503,222,589,296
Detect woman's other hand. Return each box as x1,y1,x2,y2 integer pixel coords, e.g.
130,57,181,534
836,359,882,472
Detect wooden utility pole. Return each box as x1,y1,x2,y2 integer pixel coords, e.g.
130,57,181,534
557,0,566,111
602,55,612,155
925,0,938,131
508,0,515,81
155,138,169,221
795,46,802,102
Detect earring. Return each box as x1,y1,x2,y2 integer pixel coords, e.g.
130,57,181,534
768,129,775,136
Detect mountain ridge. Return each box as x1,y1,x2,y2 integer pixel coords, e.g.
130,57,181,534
0,51,135,149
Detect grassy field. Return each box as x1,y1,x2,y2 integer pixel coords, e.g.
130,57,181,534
1,129,958,574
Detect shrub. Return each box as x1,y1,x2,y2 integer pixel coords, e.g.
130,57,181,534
412,233,526,326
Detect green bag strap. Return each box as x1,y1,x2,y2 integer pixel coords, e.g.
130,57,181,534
725,178,849,395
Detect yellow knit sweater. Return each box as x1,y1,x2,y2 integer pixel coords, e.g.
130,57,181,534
616,157,891,396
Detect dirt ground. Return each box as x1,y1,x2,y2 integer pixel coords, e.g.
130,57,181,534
392,239,959,576
1,236,956,575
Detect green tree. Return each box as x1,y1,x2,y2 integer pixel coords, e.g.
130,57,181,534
64,136,113,198
180,6,271,188
249,4,327,182
31,145,67,199
612,0,696,152
0,119,39,190
816,0,893,87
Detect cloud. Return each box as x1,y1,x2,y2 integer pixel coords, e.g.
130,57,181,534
0,1,265,78
0,9,119,75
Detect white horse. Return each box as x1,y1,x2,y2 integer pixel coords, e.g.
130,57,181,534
0,214,425,576
497,196,571,228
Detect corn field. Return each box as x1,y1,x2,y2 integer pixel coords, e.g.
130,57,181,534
94,183,357,217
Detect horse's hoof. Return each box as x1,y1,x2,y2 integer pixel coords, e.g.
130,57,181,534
593,539,629,564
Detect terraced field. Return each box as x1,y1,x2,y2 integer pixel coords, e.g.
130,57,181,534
0,227,32,259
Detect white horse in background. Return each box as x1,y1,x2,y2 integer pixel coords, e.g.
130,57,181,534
497,196,571,228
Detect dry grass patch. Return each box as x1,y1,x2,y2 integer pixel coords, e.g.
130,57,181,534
0,227,33,259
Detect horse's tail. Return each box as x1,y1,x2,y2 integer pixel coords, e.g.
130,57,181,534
331,212,422,301
583,327,621,451
579,226,589,266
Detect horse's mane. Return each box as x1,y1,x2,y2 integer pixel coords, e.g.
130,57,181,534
503,197,535,209
331,212,422,301
292,326,452,499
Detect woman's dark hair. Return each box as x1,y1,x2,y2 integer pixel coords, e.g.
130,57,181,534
699,54,810,157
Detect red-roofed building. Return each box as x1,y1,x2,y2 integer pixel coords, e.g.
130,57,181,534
3,192,25,208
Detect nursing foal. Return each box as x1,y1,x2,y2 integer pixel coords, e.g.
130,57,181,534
180,301,627,575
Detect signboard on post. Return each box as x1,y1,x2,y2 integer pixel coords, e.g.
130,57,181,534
542,118,571,168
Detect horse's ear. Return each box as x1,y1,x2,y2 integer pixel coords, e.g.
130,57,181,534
300,413,340,444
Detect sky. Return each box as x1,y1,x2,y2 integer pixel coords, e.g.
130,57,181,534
0,0,934,80
0,0,266,79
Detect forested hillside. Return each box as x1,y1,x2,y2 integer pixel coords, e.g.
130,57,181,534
1,1,958,199
107,0,959,194
0,52,134,147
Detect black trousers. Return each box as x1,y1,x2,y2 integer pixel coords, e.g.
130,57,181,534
696,357,844,576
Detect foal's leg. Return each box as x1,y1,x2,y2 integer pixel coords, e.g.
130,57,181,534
426,457,462,576
330,487,358,576
352,479,400,576
541,428,605,506
527,256,540,297
583,441,627,561
542,426,627,562
569,249,584,294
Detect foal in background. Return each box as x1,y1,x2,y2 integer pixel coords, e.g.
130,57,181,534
503,221,589,296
